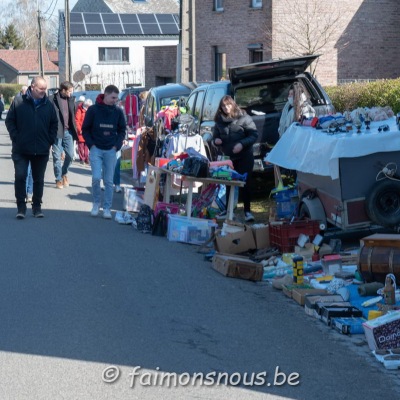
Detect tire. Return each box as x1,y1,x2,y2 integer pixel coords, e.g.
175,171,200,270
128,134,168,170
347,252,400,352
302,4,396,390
299,202,311,219
365,179,400,227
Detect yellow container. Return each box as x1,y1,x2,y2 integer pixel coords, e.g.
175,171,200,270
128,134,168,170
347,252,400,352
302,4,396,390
368,310,384,320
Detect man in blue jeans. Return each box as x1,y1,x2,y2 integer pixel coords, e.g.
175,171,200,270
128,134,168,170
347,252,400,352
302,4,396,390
49,81,78,189
82,85,126,219
5,76,58,218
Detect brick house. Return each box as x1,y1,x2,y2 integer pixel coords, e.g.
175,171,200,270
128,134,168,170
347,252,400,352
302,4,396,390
189,0,400,86
58,0,180,89
0,48,59,87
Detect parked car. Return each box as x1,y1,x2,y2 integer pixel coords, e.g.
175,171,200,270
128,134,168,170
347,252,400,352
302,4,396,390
142,82,201,156
185,55,335,171
73,90,102,105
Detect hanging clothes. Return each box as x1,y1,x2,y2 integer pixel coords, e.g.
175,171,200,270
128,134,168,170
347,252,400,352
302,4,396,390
125,93,139,129
165,133,206,158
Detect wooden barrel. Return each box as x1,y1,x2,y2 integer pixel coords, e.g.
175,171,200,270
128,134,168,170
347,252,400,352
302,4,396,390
358,246,400,284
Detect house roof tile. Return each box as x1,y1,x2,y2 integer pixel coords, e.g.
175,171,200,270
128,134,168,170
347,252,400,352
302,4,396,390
0,49,59,73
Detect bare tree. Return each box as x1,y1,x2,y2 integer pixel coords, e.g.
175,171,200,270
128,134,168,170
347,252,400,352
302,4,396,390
264,0,351,74
0,0,59,50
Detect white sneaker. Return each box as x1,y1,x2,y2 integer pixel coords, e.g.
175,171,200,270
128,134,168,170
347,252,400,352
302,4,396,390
103,208,112,219
115,185,122,193
91,204,100,217
245,212,255,222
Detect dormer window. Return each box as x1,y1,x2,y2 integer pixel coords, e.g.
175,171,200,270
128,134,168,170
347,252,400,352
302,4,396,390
215,0,224,12
251,0,262,8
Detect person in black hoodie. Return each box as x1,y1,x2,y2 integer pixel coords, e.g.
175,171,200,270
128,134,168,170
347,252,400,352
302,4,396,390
82,85,126,219
49,81,78,189
212,95,258,222
5,76,58,219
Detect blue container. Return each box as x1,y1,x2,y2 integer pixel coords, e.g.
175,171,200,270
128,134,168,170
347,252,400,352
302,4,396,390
274,188,298,218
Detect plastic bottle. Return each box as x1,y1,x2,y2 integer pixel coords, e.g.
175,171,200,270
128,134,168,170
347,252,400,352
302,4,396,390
383,274,396,306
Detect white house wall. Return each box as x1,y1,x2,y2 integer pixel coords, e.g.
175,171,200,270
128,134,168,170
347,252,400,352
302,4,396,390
71,38,178,90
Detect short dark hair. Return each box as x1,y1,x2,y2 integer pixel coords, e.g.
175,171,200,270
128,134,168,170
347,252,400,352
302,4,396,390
59,81,73,91
104,85,119,95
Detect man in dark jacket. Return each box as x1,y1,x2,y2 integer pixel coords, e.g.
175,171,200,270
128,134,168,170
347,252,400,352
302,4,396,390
49,81,78,189
5,76,58,219
82,85,126,219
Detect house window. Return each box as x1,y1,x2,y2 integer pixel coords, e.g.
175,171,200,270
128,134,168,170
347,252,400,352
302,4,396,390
98,47,129,63
215,0,224,12
214,48,226,81
50,76,57,88
249,49,263,63
0,75,5,83
251,0,262,8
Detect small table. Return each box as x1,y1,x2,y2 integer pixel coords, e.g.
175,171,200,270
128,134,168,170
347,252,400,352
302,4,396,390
154,167,245,220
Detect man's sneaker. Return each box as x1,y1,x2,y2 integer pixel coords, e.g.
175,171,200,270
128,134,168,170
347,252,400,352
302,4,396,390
101,186,105,191
115,185,122,193
26,194,33,203
103,208,112,219
216,210,227,220
16,206,27,219
91,204,100,217
62,175,69,187
32,207,44,218
56,180,63,189
245,212,255,222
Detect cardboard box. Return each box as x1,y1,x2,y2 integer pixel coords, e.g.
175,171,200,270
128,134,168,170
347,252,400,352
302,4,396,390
282,284,314,299
362,311,400,350
332,317,367,335
304,294,344,318
167,214,216,245
251,224,270,250
361,233,400,249
291,288,328,306
215,223,256,254
212,253,263,281
320,305,363,325
294,243,315,261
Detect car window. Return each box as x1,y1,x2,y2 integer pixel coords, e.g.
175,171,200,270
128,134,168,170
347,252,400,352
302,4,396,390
203,87,226,121
185,92,196,116
193,90,205,119
235,82,292,113
145,93,155,126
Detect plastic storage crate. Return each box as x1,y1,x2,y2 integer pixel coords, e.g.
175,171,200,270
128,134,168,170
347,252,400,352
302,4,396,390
274,188,298,219
269,220,320,253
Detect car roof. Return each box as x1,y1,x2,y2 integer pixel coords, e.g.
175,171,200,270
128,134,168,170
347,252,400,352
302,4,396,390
149,83,196,96
74,90,102,102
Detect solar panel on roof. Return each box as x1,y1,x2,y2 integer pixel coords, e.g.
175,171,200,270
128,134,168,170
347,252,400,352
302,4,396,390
86,24,105,34
83,13,102,23
122,24,142,34
155,14,175,23
70,13,83,23
141,24,161,35
101,13,120,23
120,14,139,23
138,14,157,23
159,24,179,35
70,23,86,35
104,24,124,35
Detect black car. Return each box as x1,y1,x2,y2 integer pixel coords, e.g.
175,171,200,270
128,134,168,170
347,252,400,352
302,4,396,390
185,55,335,171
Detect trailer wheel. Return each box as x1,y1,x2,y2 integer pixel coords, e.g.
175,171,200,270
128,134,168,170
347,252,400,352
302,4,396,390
298,196,327,231
365,179,400,227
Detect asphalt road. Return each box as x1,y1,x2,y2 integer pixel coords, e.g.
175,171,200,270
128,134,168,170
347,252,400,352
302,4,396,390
0,119,399,399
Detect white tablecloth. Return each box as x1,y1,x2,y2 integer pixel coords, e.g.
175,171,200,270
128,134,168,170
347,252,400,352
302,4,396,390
266,117,400,179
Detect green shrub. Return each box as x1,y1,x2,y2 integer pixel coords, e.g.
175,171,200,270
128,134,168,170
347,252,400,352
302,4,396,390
325,79,400,114
0,83,23,105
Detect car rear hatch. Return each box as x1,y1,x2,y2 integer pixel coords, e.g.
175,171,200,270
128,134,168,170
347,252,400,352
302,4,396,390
229,55,319,86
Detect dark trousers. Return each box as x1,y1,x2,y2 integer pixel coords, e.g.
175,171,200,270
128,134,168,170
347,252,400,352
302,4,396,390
226,152,254,213
12,153,49,208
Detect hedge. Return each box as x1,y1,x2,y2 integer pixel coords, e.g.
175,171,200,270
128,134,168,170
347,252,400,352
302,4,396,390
324,79,400,114
0,84,24,106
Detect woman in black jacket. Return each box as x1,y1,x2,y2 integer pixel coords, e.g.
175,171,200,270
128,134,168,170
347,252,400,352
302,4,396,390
212,95,258,222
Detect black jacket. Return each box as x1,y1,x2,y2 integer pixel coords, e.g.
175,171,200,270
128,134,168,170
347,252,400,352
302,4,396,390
49,91,78,140
82,94,126,151
212,112,258,160
5,90,58,155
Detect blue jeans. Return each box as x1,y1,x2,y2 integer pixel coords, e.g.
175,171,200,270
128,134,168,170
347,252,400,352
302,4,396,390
26,162,33,194
90,146,117,210
52,130,74,181
113,150,121,186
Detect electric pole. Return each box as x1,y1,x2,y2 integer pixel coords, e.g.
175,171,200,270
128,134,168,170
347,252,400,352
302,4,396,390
37,0,44,77
65,0,71,82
